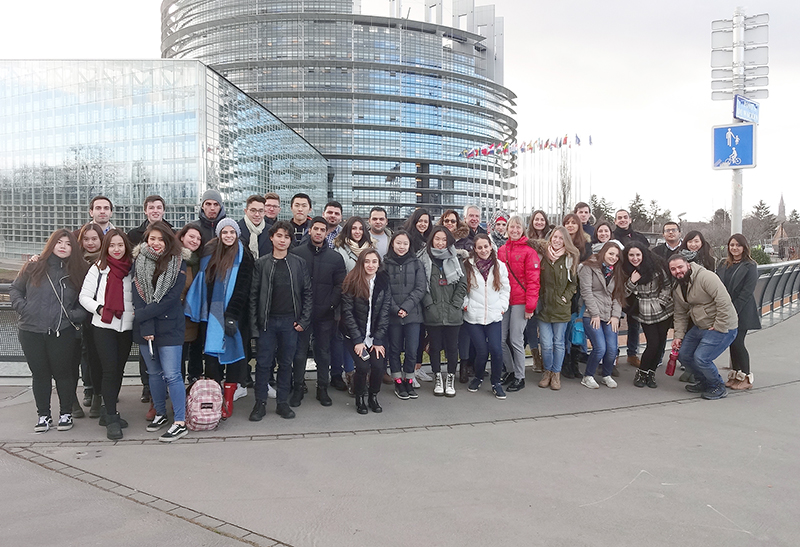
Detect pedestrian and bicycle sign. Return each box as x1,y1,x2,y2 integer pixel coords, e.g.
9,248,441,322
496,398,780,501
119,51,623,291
713,123,756,169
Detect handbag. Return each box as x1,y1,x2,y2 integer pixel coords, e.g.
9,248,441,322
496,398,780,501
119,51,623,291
570,304,586,346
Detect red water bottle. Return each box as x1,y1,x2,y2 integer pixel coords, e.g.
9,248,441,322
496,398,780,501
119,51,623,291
665,349,679,376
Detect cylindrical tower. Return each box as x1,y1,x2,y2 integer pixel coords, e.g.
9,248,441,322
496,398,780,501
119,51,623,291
162,0,517,221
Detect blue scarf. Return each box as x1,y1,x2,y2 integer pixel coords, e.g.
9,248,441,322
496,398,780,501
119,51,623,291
184,241,245,365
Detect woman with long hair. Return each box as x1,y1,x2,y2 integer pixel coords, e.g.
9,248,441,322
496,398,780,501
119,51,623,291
526,209,552,241
419,226,468,397
463,234,511,398
679,230,716,271
437,209,472,252
497,215,541,392
384,231,427,400
176,223,204,382
403,208,432,257
340,249,392,414
76,222,105,415
79,229,134,439
578,242,623,389
590,221,615,254
132,221,188,441
563,213,592,261
185,218,254,419
717,234,760,390
536,226,579,391
334,216,375,272
614,241,674,389
11,229,89,433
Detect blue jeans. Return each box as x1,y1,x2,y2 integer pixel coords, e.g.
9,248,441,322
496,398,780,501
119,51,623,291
141,344,185,422
329,329,354,379
256,315,299,404
582,317,619,377
678,326,737,389
539,321,568,373
525,315,539,349
464,321,504,385
388,322,421,376
626,314,640,356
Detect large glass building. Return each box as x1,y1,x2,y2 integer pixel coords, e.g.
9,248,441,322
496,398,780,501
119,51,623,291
0,59,327,258
161,0,517,221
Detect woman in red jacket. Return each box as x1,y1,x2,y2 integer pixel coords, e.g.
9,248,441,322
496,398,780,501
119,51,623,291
497,215,541,392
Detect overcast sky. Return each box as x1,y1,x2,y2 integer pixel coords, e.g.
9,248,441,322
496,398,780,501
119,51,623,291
2,0,798,222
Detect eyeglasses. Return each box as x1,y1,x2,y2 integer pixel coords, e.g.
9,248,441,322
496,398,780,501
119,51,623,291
443,218,457,224
265,204,280,209
664,228,679,233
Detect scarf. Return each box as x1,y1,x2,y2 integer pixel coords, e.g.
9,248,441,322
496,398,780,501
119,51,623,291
134,245,182,304
476,257,493,280
602,263,614,285
83,249,100,265
184,241,245,365
387,249,411,264
347,238,371,258
185,250,200,277
429,246,463,284
680,249,698,263
101,256,131,324
547,244,566,263
244,216,265,259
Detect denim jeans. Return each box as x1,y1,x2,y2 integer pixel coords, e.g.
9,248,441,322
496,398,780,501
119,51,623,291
293,319,335,388
329,329,354,379
678,326,737,389
388,322,421,376
525,315,539,349
626,314,640,356
463,321,504,385
501,304,527,379
582,317,619,377
141,344,185,422
539,321,568,373
256,315,299,404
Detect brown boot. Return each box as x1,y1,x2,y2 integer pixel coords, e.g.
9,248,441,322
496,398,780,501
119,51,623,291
725,370,738,388
532,348,544,373
731,372,753,390
550,372,561,390
538,370,552,388
145,400,156,421
626,355,640,368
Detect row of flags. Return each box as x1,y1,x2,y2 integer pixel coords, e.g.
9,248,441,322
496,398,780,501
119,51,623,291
458,134,593,158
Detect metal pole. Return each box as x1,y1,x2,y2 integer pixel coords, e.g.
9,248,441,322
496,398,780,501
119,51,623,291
731,6,746,234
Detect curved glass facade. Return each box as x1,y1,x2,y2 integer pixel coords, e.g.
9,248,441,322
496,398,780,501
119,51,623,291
0,60,327,258
162,0,517,220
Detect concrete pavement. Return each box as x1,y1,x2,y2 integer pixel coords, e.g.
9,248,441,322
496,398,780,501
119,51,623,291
2,314,799,546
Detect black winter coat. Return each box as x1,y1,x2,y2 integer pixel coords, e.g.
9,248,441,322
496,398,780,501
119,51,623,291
132,262,187,347
340,271,391,347
128,219,175,246
290,240,346,322
716,260,761,331
238,218,273,258
249,253,313,334
197,207,227,247
613,227,650,248
383,255,427,325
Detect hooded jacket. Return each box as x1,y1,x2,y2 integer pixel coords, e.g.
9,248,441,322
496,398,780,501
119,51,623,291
578,262,621,322
462,258,510,325
383,253,427,325
498,236,541,314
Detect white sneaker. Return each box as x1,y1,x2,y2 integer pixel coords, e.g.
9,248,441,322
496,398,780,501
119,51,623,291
600,376,618,388
581,376,600,389
445,373,456,397
233,384,247,401
415,368,433,382
412,377,421,389
433,373,444,396
267,384,277,399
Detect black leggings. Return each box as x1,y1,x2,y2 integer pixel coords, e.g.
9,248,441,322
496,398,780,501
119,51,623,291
729,328,750,374
640,319,671,373
92,327,133,416
347,344,384,395
20,329,79,417
427,325,460,374
204,354,242,383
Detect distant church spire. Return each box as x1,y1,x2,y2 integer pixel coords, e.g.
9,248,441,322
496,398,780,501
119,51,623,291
778,194,786,223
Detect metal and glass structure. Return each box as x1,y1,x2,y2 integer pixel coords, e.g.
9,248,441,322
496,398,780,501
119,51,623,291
0,59,327,258
161,0,517,220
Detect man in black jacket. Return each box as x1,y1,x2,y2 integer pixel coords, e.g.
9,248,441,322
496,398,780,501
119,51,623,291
614,208,650,368
249,221,313,420
289,217,347,407
128,195,174,245
197,189,227,245
652,221,682,261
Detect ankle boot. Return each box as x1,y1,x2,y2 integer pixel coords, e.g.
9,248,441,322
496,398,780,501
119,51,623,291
731,372,754,390
316,385,332,406
145,400,156,421
99,406,128,428
345,370,355,397
633,370,647,388
538,370,552,388
646,370,658,388
88,395,103,418
106,413,123,441
550,372,561,390
725,370,738,388
368,392,382,413
82,388,93,407
289,383,305,407
532,348,544,373
459,359,469,383
72,398,85,419
356,393,368,414
561,353,575,379
222,382,237,419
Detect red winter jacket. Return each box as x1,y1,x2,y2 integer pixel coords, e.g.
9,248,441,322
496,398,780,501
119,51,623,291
498,236,541,313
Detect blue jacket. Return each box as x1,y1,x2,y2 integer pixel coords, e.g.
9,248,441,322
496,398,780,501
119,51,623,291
132,261,187,347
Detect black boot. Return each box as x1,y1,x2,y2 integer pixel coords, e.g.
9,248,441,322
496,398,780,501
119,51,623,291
99,406,128,428
275,402,295,419
289,384,304,407
88,395,103,418
106,413,123,440
561,352,575,379
316,386,332,407
355,393,368,414
569,346,583,378
82,388,93,407
458,360,469,383
633,370,647,388
249,399,266,421
646,370,658,389
368,392,382,413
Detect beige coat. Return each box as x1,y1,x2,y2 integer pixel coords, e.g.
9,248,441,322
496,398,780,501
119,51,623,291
672,264,738,339
578,263,621,323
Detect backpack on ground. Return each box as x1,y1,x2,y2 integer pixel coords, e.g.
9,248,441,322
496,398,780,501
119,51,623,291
185,378,223,431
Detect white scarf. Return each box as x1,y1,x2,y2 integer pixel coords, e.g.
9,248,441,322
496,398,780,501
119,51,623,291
244,216,265,259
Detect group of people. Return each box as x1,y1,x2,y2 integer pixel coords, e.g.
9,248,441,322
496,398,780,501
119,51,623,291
12,193,760,441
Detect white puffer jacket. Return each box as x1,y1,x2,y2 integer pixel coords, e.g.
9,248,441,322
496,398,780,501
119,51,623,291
462,259,511,325
79,263,134,332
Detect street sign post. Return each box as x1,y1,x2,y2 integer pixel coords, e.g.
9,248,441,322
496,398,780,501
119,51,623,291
713,123,756,169
734,95,760,123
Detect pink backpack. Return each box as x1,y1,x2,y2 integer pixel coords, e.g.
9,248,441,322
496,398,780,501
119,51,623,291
185,379,223,431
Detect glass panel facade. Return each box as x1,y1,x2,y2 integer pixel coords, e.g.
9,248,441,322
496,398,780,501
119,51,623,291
0,60,327,258
162,0,517,222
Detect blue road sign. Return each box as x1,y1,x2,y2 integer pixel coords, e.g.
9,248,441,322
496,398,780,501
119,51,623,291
713,123,756,169
734,95,760,124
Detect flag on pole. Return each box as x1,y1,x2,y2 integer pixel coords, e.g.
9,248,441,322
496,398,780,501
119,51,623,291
589,135,593,145
562,134,568,145
575,134,581,146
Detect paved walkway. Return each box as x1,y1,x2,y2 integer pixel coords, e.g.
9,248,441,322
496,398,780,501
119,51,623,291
2,315,799,546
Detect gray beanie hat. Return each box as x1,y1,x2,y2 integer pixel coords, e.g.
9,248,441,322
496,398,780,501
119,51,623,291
215,217,241,238
201,188,223,206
